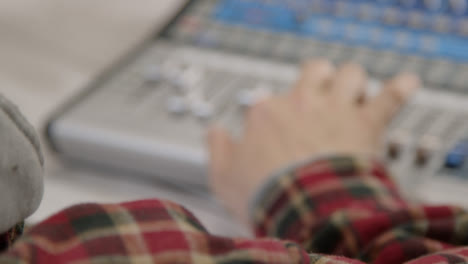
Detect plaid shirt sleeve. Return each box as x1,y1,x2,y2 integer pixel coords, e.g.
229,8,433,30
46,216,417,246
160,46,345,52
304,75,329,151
252,155,468,264
1,156,468,264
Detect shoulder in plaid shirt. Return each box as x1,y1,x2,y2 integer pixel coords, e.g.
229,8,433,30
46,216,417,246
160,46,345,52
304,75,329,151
1,156,468,264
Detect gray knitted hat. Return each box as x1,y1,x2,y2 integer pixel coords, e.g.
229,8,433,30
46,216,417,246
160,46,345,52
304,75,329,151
0,94,43,233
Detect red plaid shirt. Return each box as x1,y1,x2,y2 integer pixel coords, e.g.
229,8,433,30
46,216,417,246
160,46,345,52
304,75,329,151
1,156,468,263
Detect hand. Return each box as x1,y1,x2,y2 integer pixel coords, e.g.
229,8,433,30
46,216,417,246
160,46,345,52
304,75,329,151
208,60,420,224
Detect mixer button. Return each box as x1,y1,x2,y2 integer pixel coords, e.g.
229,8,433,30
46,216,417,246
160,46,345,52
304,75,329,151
423,0,445,12
449,0,467,15
357,3,377,21
382,7,402,25
387,131,409,160
445,141,468,168
458,19,468,36
183,66,204,84
415,136,439,166
237,89,255,107
167,76,185,91
377,0,397,4
143,66,163,84
432,15,453,33
445,153,465,169
174,66,204,92
407,11,427,29
166,96,188,115
191,101,214,120
163,63,186,89
400,0,418,7
334,1,353,18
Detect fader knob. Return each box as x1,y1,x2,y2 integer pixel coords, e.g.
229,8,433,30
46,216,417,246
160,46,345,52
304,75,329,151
415,148,430,166
387,131,409,160
387,141,402,159
414,136,439,166
192,101,214,120
166,96,188,115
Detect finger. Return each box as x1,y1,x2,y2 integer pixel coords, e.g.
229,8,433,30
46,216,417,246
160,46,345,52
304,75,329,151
207,126,235,181
368,73,421,127
245,99,284,145
291,59,335,101
330,63,367,104
245,98,293,164
257,97,317,161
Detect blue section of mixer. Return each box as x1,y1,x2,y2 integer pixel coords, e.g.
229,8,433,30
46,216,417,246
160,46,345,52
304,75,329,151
213,0,468,61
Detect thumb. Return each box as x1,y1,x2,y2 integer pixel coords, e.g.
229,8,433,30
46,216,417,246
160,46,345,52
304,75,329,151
207,126,235,183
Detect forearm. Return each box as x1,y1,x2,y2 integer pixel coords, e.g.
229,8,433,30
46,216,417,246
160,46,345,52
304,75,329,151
0,200,328,264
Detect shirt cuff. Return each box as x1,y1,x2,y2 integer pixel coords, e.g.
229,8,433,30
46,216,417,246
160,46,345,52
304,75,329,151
247,154,335,222
249,155,406,237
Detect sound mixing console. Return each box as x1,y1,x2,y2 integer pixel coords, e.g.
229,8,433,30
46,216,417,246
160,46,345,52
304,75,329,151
47,0,468,203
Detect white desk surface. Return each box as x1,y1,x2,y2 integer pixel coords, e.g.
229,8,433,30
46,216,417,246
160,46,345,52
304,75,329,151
1,0,248,237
